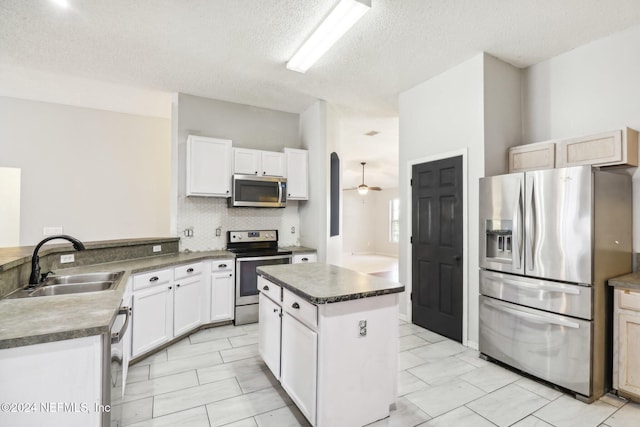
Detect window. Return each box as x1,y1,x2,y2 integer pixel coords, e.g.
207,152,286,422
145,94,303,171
389,198,400,243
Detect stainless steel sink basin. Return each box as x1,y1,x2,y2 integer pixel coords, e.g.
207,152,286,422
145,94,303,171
4,271,124,298
29,281,116,296
42,271,123,286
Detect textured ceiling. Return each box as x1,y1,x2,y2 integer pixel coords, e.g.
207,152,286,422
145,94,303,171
2,0,640,188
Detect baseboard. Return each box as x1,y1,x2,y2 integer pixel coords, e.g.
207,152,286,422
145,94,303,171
466,340,479,350
398,313,409,322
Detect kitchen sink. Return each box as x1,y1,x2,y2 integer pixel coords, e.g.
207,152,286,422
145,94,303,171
29,280,116,296
42,271,123,286
4,271,124,298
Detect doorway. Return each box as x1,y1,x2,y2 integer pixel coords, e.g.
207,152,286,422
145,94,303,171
411,156,463,342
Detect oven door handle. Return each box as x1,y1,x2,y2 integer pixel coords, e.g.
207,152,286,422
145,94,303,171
236,254,292,262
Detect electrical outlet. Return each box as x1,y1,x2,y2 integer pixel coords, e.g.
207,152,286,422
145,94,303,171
216,227,222,237
359,320,367,337
60,254,75,264
291,226,296,234
43,227,63,236
183,228,194,237
153,245,162,253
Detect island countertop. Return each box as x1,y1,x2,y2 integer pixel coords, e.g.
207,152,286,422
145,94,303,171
256,263,404,304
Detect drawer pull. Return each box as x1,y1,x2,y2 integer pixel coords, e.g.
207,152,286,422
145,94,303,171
218,264,227,268
176,284,180,288
263,285,270,291
292,302,300,309
149,276,159,282
187,268,194,273
301,257,309,262
273,308,278,313
168,286,172,290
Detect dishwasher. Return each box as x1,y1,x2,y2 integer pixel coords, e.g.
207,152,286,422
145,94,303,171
105,301,131,427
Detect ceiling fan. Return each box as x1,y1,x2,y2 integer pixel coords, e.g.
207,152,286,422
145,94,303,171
345,162,382,195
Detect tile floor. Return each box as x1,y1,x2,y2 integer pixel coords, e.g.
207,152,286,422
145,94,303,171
118,320,640,427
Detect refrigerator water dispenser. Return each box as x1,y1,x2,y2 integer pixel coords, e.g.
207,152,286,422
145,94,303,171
485,220,512,262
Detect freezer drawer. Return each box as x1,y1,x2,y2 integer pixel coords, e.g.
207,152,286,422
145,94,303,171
479,295,592,397
480,270,592,320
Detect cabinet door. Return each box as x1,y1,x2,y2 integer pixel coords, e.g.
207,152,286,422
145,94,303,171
261,151,285,177
174,274,205,337
618,311,640,399
211,271,235,322
281,312,317,424
508,142,555,173
556,130,623,167
186,136,232,197
233,148,260,175
285,148,309,199
259,293,282,379
132,285,173,357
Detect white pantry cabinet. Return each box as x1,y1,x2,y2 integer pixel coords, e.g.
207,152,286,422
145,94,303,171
233,148,285,177
284,148,309,200
186,135,232,197
613,287,640,401
210,259,235,322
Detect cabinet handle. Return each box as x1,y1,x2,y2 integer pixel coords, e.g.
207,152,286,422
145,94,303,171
218,264,227,268
255,171,258,175
292,302,300,309
263,171,266,175
176,284,180,288
168,286,172,290
301,258,309,262
149,276,159,282
229,274,232,277
273,308,278,313
263,285,270,291
187,268,194,273
226,190,229,193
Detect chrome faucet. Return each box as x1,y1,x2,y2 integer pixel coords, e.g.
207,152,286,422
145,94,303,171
28,235,86,286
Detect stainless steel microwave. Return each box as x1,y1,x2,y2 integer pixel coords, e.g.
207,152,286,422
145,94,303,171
229,175,287,208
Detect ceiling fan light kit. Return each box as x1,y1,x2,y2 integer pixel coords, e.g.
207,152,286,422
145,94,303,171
346,161,382,195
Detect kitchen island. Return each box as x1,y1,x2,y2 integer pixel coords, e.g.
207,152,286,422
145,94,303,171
256,263,404,427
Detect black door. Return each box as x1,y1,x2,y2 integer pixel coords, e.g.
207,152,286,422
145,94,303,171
412,156,463,342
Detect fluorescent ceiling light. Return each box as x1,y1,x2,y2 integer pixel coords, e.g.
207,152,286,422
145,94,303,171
51,0,70,8
287,0,371,73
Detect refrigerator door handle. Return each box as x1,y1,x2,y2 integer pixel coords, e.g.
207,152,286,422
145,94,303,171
485,276,581,295
484,297,580,329
526,179,536,271
514,182,524,270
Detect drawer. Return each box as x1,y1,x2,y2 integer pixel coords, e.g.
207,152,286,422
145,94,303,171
283,288,317,329
258,276,281,303
293,253,317,264
174,262,203,280
619,289,640,312
212,259,233,273
133,269,172,291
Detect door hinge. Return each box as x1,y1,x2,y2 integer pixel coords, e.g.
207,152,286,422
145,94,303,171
410,292,413,301
410,178,413,186
410,236,413,244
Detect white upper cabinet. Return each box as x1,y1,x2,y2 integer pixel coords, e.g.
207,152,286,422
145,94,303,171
284,148,309,200
186,135,232,197
233,148,285,177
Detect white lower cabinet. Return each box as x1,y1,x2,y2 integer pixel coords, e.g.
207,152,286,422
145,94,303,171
131,281,173,357
259,292,282,378
210,259,234,322
174,273,205,336
258,277,398,427
281,312,318,424
292,252,317,264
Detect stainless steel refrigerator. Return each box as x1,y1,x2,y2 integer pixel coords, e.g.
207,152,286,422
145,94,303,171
479,165,631,402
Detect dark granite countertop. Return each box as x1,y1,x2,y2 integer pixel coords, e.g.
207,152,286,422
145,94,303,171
609,272,640,292
0,249,233,349
257,263,404,304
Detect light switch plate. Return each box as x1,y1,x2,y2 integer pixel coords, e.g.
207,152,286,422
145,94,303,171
43,227,63,236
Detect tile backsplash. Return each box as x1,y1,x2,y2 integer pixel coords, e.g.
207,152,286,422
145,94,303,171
177,197,300,252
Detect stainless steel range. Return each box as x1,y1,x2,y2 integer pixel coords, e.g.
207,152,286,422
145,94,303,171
227,230,292,325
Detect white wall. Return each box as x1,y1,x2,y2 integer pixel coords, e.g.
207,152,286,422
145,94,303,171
174,93,301,251
0,168,21,247
522,24,640,251
342,188,399,257
399,53,485,344
0,96,172,245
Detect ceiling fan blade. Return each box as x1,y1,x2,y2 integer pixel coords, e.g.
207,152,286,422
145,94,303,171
369,187,382,191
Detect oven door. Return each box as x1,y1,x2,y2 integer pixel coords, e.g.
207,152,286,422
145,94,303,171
236,254,291,306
